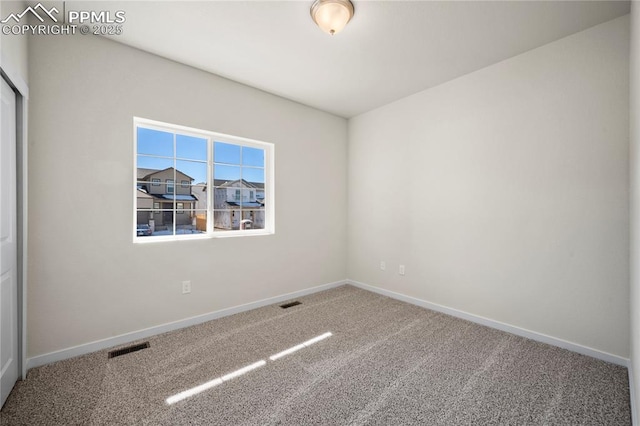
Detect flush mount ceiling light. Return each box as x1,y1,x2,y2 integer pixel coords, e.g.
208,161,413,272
310,0,354,35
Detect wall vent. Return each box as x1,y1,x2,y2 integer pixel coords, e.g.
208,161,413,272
108,342,150,359
280,301,302,309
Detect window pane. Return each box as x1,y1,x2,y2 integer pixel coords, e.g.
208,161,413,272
137,210,174,237
135,185,154,210
242,146,264,167
137,156,172,180
175,207,200,234
176,134,207,161
137,128,173,157
242,167,264,184
191,210,208,233
136,211,154,236
176,160,207,185
240,184,262,208
153,211,175,236
214,142,241,165
214,185,239,209
214,209,240,231
191,183,208,210
214,164,241,182
241,209,264,230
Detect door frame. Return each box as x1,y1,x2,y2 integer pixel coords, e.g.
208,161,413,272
1,53,29,380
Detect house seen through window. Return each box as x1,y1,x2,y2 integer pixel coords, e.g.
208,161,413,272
135,118,273,240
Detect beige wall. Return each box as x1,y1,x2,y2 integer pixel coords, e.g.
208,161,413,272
28,33,347,357
630,1,639,420
0,1,28,85
24,8,633,371
348,16,630,357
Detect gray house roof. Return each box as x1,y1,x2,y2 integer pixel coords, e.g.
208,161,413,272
213,179,264,189
154,194,198,201
136,188,154,198
138,167,195,182
226,201,263,208
137,168,159,180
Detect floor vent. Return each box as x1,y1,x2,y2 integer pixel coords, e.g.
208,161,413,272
280,301,302,309
108,342,150,359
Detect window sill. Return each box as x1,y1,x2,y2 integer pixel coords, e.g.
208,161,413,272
133,230,274,244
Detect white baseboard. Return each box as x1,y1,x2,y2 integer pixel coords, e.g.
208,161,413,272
27,280,347,370
26,278,631,371
348,280,630,367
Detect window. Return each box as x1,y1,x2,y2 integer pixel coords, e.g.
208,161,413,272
214,140,267,233
134,117,274,241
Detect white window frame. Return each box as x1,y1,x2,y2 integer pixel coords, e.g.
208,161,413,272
133,117,275,243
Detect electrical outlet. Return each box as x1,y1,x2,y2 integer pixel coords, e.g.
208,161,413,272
380,261,386,271
399,265,405,276
182,280,191,294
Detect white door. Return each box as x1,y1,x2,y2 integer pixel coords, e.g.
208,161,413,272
0,77,18,408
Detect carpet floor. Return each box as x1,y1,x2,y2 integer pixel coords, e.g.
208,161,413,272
0,285,631,425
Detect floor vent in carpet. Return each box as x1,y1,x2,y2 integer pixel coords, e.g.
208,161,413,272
280,301,302,309
108,342,150,359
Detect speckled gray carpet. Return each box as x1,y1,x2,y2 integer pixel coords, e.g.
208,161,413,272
0,285,631,425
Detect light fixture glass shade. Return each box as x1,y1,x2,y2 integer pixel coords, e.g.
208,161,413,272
311,0,354,35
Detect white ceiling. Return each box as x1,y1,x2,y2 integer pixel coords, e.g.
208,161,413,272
70,1,629,118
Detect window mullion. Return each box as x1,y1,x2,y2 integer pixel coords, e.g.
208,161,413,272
208,136,213,235
173,132,177,237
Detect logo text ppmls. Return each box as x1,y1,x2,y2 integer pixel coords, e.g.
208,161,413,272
67,10,126,25
1,2,126,36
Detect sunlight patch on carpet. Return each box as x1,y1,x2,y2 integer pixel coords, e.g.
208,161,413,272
269,332,333,361
165,331,333,405
166,360,267,405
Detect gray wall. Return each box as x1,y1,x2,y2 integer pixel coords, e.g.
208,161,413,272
348,16,630,357
630,1,639,421
27,34,348,357
0,1,28,85
25,9,634,372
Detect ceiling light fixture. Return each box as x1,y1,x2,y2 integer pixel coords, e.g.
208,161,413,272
310,0,354,36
